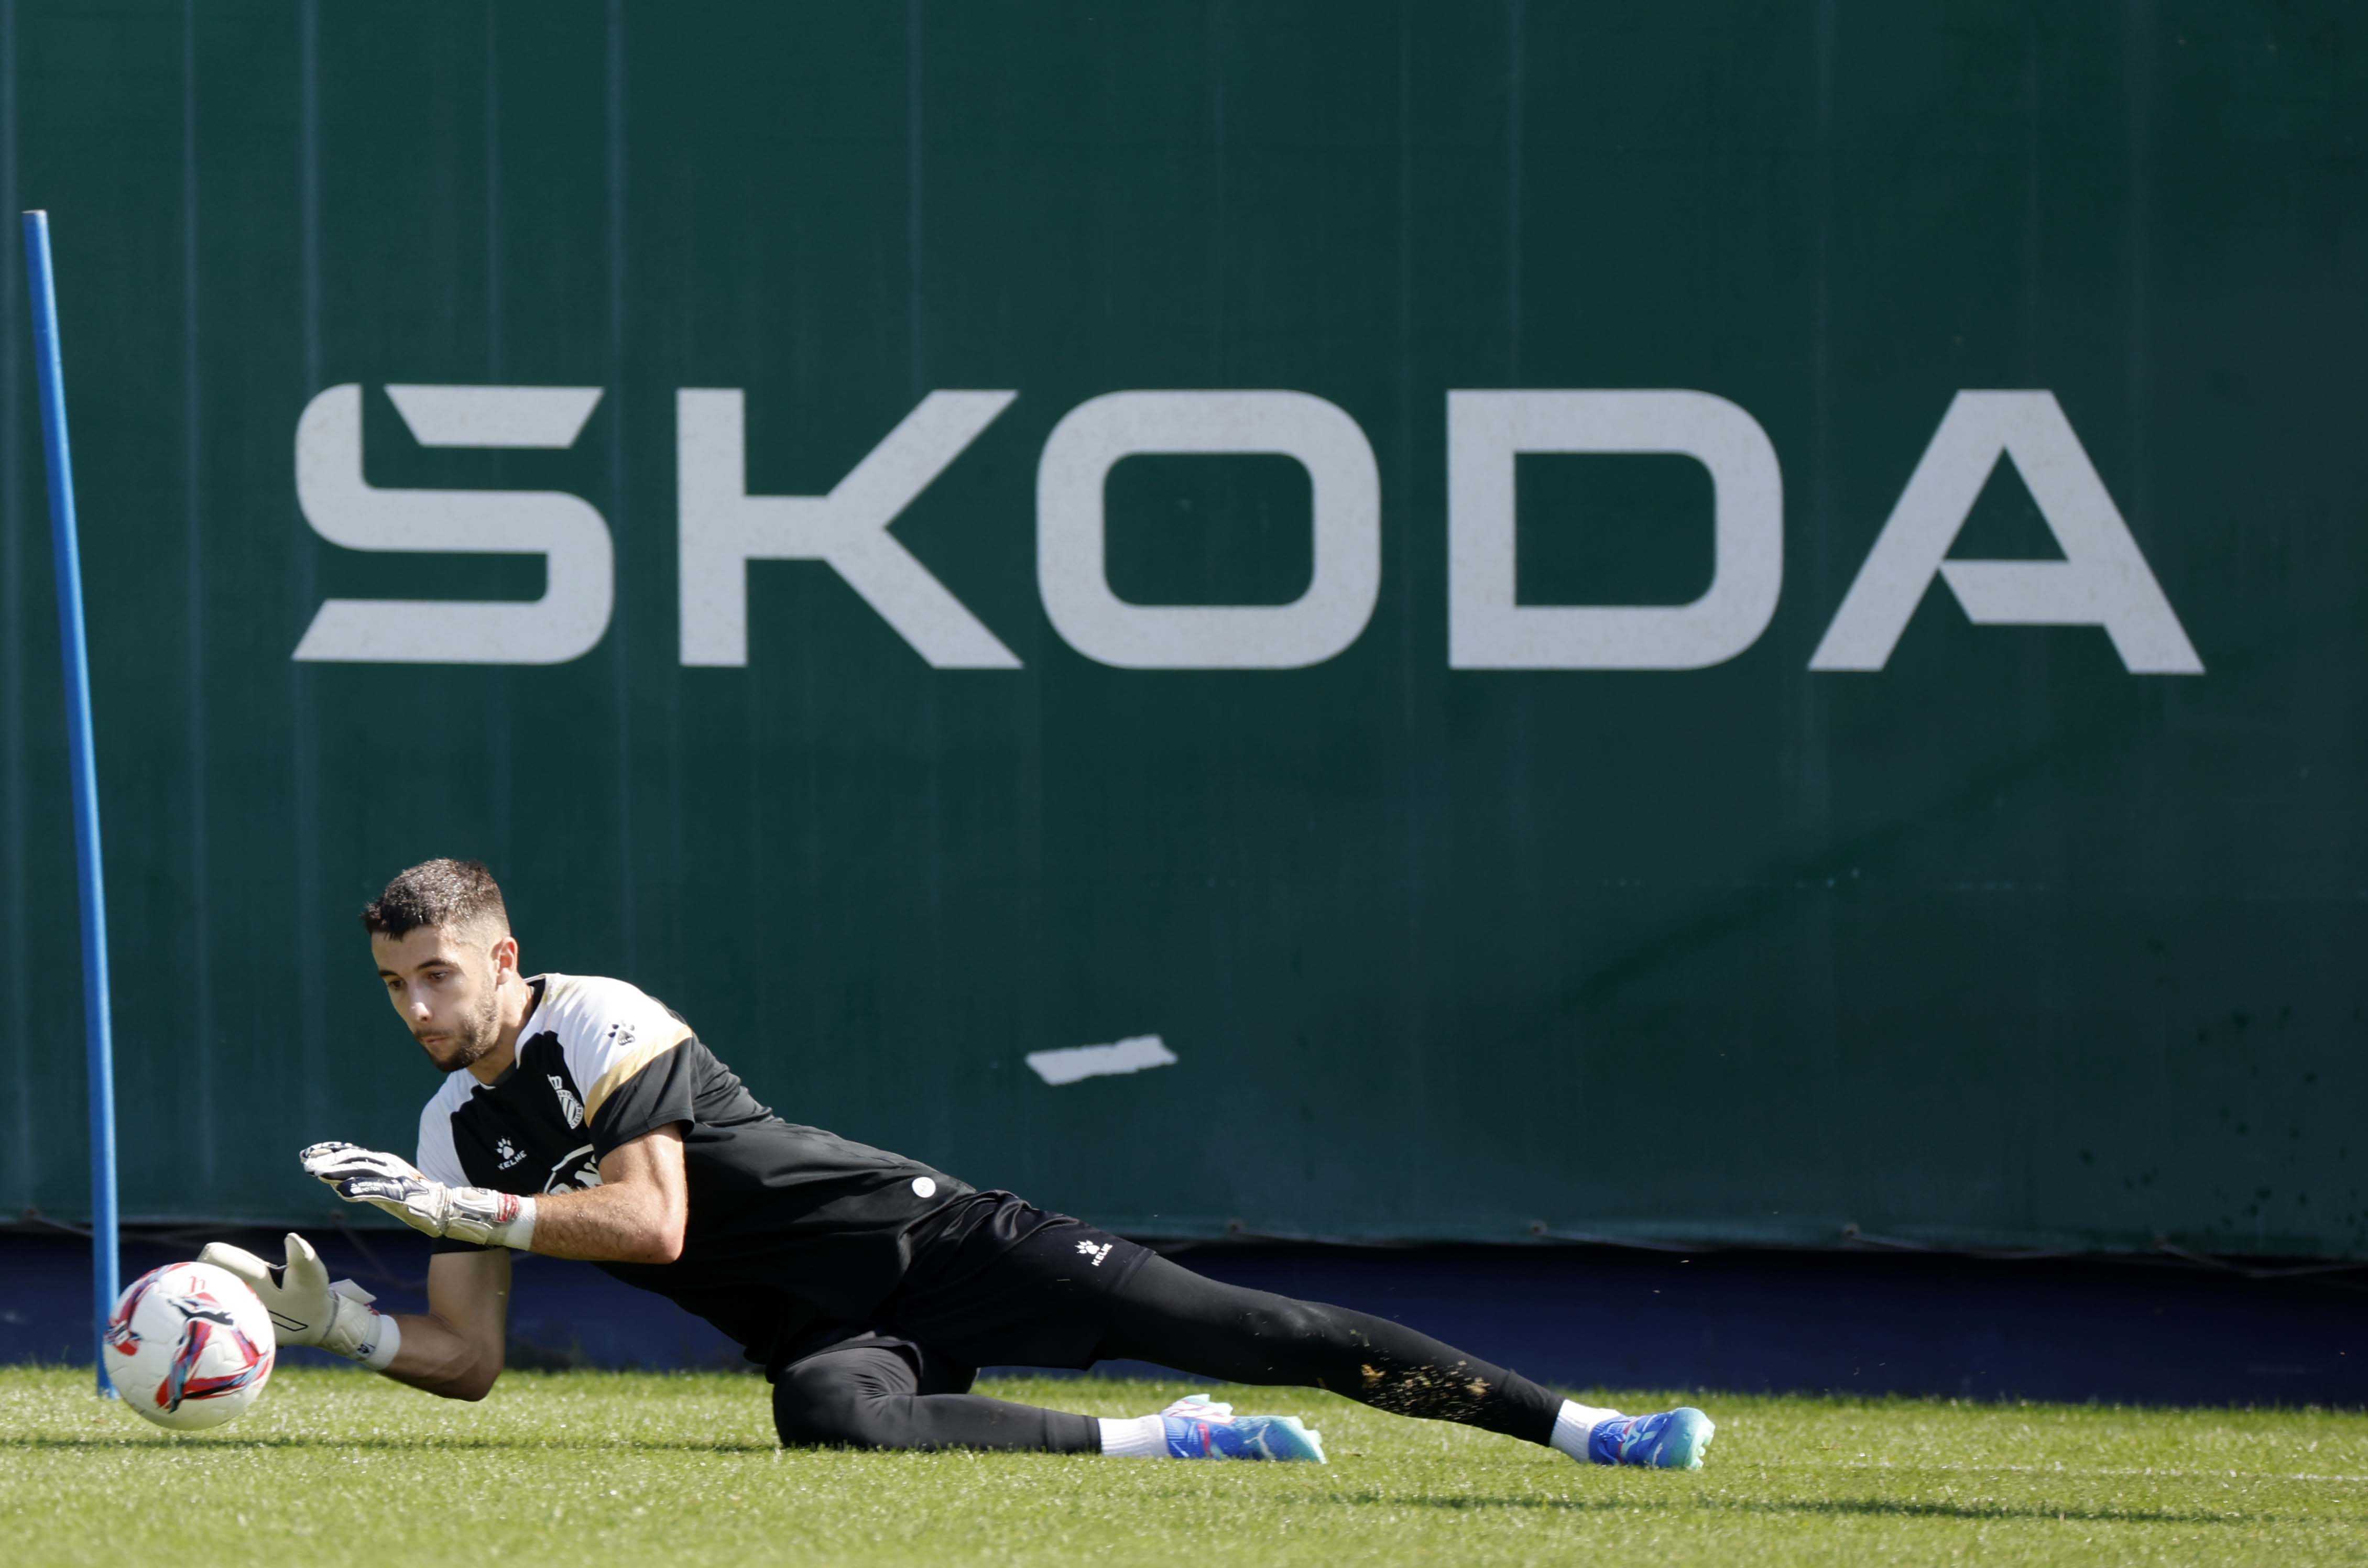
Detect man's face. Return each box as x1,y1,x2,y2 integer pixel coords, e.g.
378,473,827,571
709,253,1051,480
372,922,516,1074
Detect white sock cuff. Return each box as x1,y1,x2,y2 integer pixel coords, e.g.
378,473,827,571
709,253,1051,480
1549,1399,1622,1460
1097,1413,1169,1459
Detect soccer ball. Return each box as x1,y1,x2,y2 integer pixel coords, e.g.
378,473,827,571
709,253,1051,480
102,1262,277,1431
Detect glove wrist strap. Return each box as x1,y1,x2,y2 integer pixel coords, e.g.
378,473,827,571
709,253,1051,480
322,1289,400,1370
355,1312,401,1372
446,1190,538,1250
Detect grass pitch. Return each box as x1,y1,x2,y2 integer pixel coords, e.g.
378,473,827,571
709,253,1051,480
3,1366,2364,1567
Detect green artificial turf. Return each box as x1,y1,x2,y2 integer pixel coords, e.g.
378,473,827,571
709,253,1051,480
3,1365,2363,1566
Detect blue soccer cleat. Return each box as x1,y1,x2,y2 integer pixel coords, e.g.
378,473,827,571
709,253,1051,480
1587,1406,1715,1470
1159,1394,1327,1462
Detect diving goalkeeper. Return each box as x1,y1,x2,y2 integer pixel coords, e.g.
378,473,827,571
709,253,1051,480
202,858,1712,1468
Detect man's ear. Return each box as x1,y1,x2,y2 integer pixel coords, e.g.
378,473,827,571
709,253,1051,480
490,931,520,978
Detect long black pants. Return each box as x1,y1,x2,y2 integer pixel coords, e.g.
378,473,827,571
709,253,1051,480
770,1253,1563,1453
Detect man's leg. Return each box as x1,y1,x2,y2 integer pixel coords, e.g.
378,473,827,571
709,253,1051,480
1091,1254,1563,1442
771,1332,1099,1453
871,1196,1709,1465
1087,1254,1711,1467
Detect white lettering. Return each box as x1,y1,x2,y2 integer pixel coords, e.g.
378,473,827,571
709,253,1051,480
676,389,1020,668
291,383,611,665
1809,391,2201,673
1447,390,1783,669
291,381,2202,683
1036,390,1380,668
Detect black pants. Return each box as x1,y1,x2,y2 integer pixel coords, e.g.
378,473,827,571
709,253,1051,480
770,1246,1563,1454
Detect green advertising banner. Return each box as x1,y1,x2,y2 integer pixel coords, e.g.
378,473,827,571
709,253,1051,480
1,1,2361,1258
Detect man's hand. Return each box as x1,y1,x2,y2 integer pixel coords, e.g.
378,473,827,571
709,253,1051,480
198,1232,399,1367
300,1141,538,1250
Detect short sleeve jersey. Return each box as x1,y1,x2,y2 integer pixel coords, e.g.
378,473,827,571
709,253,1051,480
415,973,970,1363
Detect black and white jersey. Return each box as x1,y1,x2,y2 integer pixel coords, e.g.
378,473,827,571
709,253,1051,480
415,973,971,1363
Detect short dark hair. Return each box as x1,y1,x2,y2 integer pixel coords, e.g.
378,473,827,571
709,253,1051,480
362,858,511,941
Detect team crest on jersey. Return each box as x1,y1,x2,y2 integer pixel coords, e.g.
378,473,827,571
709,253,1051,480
548,1074,585,1129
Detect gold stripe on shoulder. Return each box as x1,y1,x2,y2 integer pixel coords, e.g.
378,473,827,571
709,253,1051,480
582,1023,693,1124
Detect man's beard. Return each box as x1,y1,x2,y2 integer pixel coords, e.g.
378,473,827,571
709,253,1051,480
430,983,504,1073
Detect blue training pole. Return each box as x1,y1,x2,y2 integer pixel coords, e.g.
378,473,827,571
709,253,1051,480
22,210,119,1399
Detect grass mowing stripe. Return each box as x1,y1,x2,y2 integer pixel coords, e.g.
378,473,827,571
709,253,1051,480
1782,1461,2368,1484
3,1366,2363,1567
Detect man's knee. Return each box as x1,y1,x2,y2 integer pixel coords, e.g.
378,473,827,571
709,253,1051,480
772,1361,894,1450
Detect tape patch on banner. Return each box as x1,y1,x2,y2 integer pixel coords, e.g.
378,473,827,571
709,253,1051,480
1025,1035,1178,1086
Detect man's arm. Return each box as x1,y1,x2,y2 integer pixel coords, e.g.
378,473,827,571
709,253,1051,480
304,1125,690,1265
383,1247,511,1401
522,1124,688,1264
385,1130,686,1397
229,1125,685,1404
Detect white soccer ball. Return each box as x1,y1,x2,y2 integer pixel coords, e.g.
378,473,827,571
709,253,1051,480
103,1261,277,1431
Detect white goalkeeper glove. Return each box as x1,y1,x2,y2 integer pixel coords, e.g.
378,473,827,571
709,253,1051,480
198,1231,402,1370
299,1141,538,1250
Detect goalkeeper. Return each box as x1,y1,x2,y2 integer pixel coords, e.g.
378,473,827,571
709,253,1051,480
204,859,1711,1469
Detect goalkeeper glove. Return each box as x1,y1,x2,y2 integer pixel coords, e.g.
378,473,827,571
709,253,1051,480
300,1141,538,1250
198,1232,402,1369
